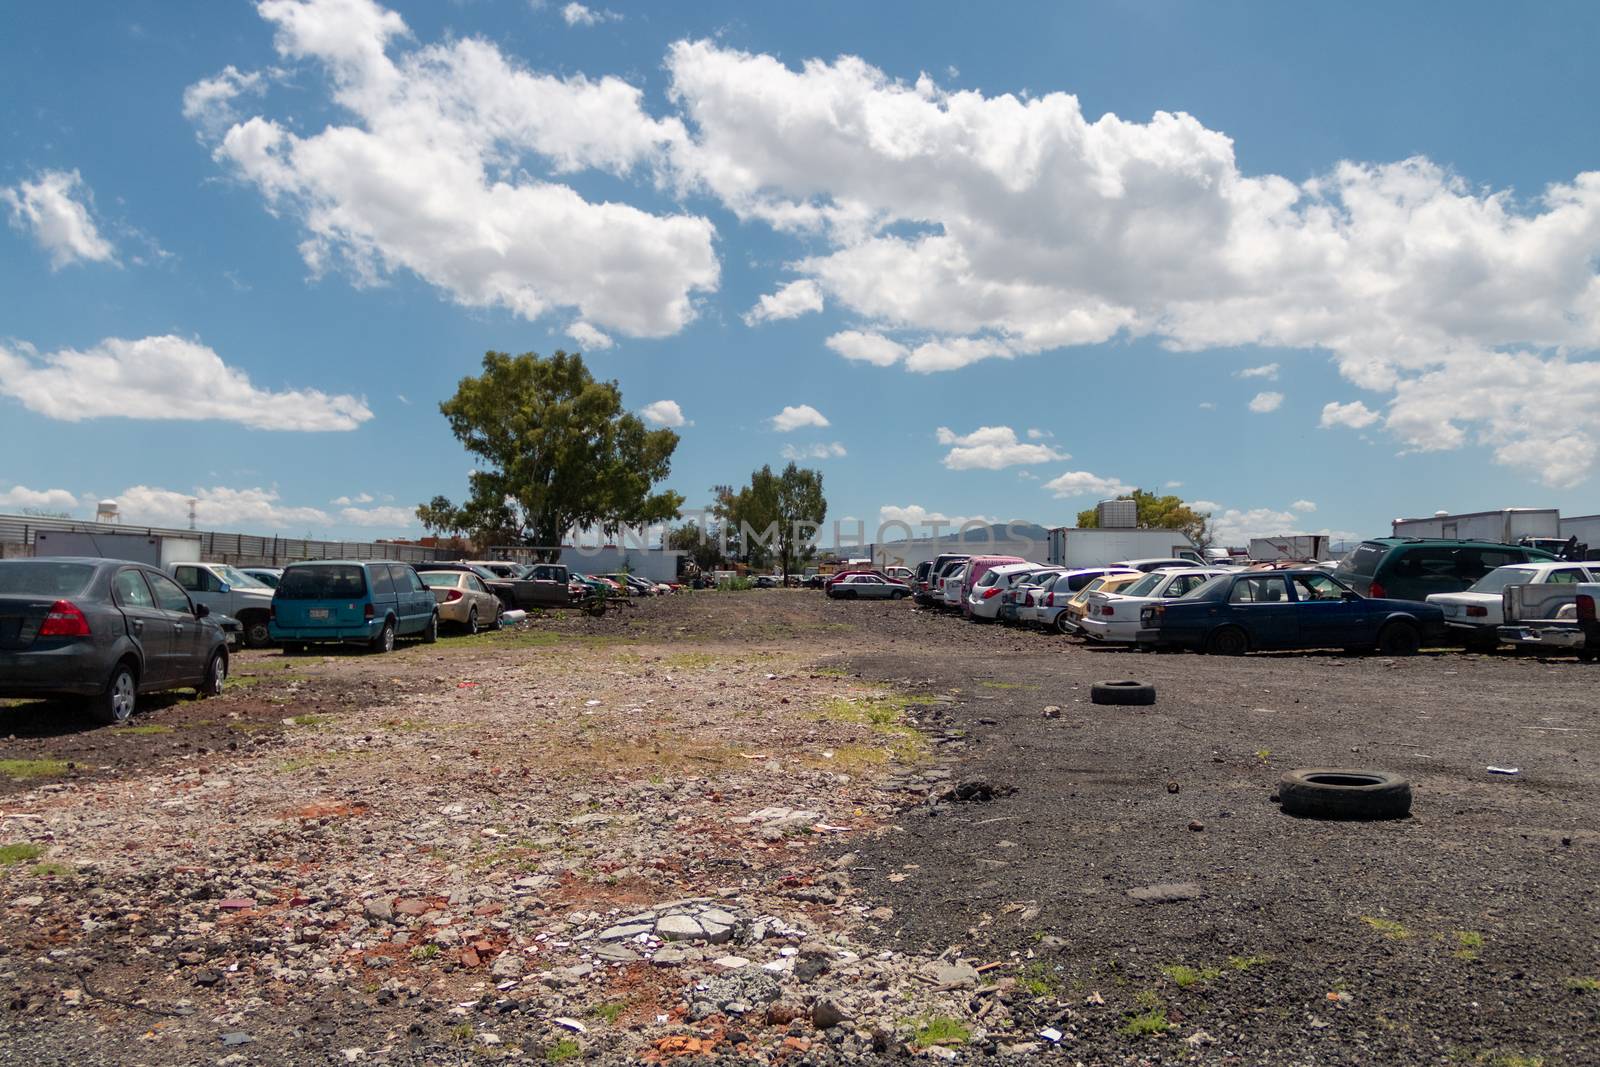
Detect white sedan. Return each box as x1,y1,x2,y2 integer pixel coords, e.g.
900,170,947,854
827,573,911,600
966,562,1044,620
1426,561,1600,645
1078,567,1232,643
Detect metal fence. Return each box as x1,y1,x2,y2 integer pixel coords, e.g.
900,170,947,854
0,513,463,566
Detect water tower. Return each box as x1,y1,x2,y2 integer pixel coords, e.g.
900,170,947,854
95,499,120,524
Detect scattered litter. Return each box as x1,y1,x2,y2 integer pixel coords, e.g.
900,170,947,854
456,682,479,689
499,610,527,625
553,1017,587,1033
1487,766,1520,775
1086,991,1105,1005
1037,1027,1063,1042
584,699,603,707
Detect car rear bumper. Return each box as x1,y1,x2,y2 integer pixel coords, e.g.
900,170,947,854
1497,623,1585,649
270,620,382,643
0,644,110,697
1079,618,1139,642
1442,620,1495,633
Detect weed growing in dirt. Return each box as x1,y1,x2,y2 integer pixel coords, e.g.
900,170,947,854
813,667,850,677
979,680,1033,690
1487,1056,1545,1067
409,944,440,962
1361,916,1411,940
1255,748,1271,764
122,724,172,735
1161,964,1222,989
1019,961,1063,997
450,1023,474,1043
591,1001,626,1024
30,862,73,877
546,1038,582,1061
1119,1005,1172,1038
0,759,68,779
0,843,45,865
1564,977,1600,992
289,714,332,727
1455,930,1485,960
911,1016,969,1047
1227,955,1271,971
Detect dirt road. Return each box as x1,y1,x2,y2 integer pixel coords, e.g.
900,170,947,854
2,591,1595,1065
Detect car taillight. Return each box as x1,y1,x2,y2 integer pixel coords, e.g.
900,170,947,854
1102,605,1115,616
982,587,1000,599
364,603,375,620
39,600,91,637
1045,593,1055,607
1466,605,1487,618
1369,580,1386,599
1579,594,1596,622
446,589,462,601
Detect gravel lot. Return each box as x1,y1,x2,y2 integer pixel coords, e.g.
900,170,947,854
2,591,1596,1065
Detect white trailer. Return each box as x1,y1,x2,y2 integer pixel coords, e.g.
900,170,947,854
1390,508,1558,544
1046,528,1204,568
1248,534,1331,561
1560,515,1600,552
34,529,202,567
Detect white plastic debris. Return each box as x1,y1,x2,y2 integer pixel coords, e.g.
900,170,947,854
1487,766,1521,775
1037,1027,1063,1042
554,1017,587,1033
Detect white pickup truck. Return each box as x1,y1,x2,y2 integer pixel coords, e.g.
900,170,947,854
168,562,279,648
1496,581,1599,661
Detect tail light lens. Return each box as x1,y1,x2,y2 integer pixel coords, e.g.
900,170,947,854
39,600,91,637
1102,605,1115,616
1579,594,1596,622
1465,605,1487,618
446,589,462,602
1369,580,1387,599
364,603,375,620
982,587,1000,599
1045,593,1055,607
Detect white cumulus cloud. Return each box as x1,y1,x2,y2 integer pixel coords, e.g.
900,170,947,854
2,169,116,269
0,485,81,513
824,330,908,367
1237,362,1279,380
0,334,372,431
182,65,269,139
936,425,1068,470
561,2,617,26
1319,399,1381,429
198,0,716,341
641,399,688,427
743,279,824,325
1290,499,1317,512
1043,471,1132,498
1248,391,1284,413
338,504,417,527
331,492,375,505
781,441,847,460
566,321,613,350
770,403,829,431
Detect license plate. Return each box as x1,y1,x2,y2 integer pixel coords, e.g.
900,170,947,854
309,608,330,620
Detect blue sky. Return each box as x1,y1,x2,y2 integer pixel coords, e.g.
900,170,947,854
3,0,1599,547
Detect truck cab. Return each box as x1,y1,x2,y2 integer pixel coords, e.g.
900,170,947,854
169,562,277,647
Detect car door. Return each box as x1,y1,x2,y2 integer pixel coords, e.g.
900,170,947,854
465,574,496,619
398,566,433,631
145,569,207,685
1225,575,1299,648
171,564,224,617
530,565,569,608
112,567,173,686
1290,573,1366,648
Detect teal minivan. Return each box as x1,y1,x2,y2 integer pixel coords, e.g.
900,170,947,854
269,561,438,653
1335,538,1554,602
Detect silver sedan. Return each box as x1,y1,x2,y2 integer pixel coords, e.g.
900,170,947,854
826,574,911,600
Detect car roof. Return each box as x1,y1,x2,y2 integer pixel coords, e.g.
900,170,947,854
284,559,398,568
1363,537,1546,551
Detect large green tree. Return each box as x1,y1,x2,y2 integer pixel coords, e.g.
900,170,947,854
774,462,827,582
424,351,684,560
712,463,826,578
1076,489,1213,549
666,519,725,573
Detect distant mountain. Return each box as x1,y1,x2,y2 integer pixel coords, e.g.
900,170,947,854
880,521,1052,545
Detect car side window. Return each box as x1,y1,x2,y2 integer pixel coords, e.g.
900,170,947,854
370,567,394,596
146,571,193,614
1229,576,1288,604
467,576,486,594
403,568,427,593
1292,574,1343,601
172,565,203,592
389,565,410,593
113,569,157,609
1547,568,1583,584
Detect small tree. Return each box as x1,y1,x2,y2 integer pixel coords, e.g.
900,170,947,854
425,351,684,561
775,462,826,583
1076,489,1212,549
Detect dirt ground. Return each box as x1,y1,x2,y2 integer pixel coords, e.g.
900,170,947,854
2,591,1596,1065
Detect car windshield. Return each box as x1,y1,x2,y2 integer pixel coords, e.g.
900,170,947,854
276,564,366,599
1188,573,1234,599
419,572,460,588
466,565,500,581
215,564,268,589
1121,573,1167,597
1468,566,1539,594
0,561,96,596
1338,542,1387,577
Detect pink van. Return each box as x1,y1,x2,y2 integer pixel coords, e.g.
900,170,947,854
959,555,1028,615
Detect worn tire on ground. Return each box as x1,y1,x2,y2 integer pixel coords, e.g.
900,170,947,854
1278,768,1412,820
1090,680,1156,706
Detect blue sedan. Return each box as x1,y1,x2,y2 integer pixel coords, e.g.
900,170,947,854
1139,569,1445,656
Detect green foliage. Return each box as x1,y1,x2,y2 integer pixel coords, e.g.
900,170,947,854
666,519,725,572
0,759,68,779
30,862,73,877
1161,963,1222,989
1120,1006,1172,1037
1565,977,1600,992
0,843,45,865
1075,488,1212,548
591,1001,626,1024
1226,954,1271,971
912,1016,970,1046
1361,916,1411,940
546,1038,582,1062
427,351,684,557
1019,961,1063,997
714,462,827,577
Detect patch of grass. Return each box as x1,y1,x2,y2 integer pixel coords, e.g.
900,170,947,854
546,1038,582,1062
289,713,332,726
122,724,172,735
0,843,45,865
813,666,850,678
1019,961,1062,998
1161,964,1222,989
1564,977,1600,992
1133,988,1163,1010
30,861,73,877
1226,954,1271,971
1455,930,1485,960
1255,748,1271,763
590,1001,626,1024
1361,916,1412,940
0,759,68,779
450,1023,475,1043
1488,1056,1545,1067
409,944,440,961
1119,1006,1172,1038
978,680,1032,690
662,651,720,669
911,1016,969,1047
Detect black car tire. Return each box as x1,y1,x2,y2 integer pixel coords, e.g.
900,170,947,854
372,619,396,654
1376,621,1421,656
892,590,907,600
1053,612,1075,636
422,612,438,644
1204,626,1249,656
467,607,479,634
89,661,138,726
1090,680,1156,706
198,649,228,699
1278,768,1412,820
239,612,273,649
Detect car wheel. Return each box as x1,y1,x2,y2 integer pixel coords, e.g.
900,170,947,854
467,607,479,634
1203,626,1249,656
1090,680,1157,706
1376,621,1421,656
240,614,272,649
89,661,138,726
1579,648,1597,663
1053,613,1075,636
198,649,228,698
372,619,396,654
422,612,438,644
893,590,907,600
1277,768,1411,820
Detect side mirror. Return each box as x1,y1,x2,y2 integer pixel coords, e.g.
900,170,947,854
195,603,211,618
217,582,231,594
1341,591,1359,602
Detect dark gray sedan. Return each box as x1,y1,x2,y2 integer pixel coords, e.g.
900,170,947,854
0,557,230,725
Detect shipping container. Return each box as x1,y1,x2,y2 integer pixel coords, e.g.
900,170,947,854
1046,528,1204,568
1390,508,1559,544
1248,534,1331,561
34,529,203,568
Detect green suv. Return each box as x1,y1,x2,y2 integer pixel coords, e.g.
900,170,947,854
1335,538,1555,602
